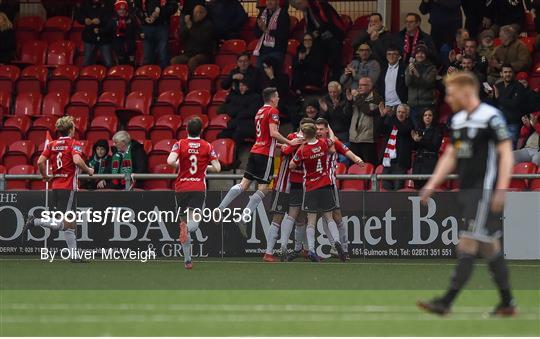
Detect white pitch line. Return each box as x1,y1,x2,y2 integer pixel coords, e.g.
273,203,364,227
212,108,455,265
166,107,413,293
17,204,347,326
0,258,539,268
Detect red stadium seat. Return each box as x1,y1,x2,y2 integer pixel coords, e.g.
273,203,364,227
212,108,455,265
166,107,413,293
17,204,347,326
76,65,107,98
7,164,34,190
73,116,89,138
41,92,69,117
16,65,48,94
353,15,370,29
530,168,540,191
184,89,211,107
40,16,72,44
3,140,35,169
203,129,222,142
86,116,118,144
334,162,347,189
93,91,125,118
14,40,47,65
48,64,79,94
148,139,176,169
103,65,135,96
0,65,20,94
126,115,154,141
528,76,540,92
0,90,12,117
46,40,76,66
66,91,96,120
207,104,221,120
123,91,152,115
215,54,239,69
188,64,220,93
208,114,230,129
212,90,229,104
143,163,175,190
15,16,45,42
220,64,237,76
131,65,161,96
510,162,537,190
211,138,236,169
341,163,374,191
158,64,189,93
220,39,246,54
287,39,300,56
150,90,183,118
27,116,56,146
14,92,42,117
150,115,183,144
0,116,31,140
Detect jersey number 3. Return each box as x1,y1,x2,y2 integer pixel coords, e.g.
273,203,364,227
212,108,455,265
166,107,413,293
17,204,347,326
189,154,197,174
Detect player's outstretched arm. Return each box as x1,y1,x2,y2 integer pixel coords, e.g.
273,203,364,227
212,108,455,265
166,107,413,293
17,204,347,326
420,144,457,202
207,159,221,173
167,152,179,169
37,155,51,180
269,124,302,146
73,154,94,175
345,150,364,164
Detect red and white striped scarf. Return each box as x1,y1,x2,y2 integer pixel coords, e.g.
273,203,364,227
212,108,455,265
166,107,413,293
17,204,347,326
382,125,398,167
253,7,281,56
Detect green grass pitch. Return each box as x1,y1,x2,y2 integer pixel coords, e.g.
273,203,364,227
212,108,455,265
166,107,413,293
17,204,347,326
1,258,539,336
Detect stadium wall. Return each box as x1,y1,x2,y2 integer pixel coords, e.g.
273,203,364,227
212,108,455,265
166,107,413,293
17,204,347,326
0,191,538,259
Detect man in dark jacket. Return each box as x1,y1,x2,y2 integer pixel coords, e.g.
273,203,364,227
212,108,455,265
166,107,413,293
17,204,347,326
352,12,395,65
484,0,526,33
396,13,438,65
488,64,528,149
87,139,112,190
319,81,351,142
76,0,114,67
109,0,140,65
171,5,215,71
419,0,462,51
380,104,414,190
377,46,407,110
110,131,148,189
254,0,289,70
221,53,262,96
134,0,178,68
207,0,247,40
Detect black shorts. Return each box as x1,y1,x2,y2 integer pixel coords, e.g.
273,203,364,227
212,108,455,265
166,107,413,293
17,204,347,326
289,182,303,207
244,153,274,184
457,190,503,243
271,190,289,214
175,191,206,212
302,185,336,213
49,189,76,212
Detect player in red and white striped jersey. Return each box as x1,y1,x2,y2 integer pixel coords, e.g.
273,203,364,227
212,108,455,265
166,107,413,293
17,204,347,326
167,117,221,269
22,116,94,261
315,118,363,260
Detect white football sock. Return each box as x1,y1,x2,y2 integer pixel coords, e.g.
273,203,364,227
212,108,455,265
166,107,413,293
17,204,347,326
265,222,280,255
244,190,265,215
279,215,295,251
326,219,340,247
338,221,348,252
187,220,199,233
218,184,244,210
182,233,192,263
294,224,306,251
34,218,63,231
306,225,316,251
321,218,335,246
63,228,77,251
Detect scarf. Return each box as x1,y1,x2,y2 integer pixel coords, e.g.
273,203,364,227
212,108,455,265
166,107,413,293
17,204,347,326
382,125,398,167
111,144,133,187
403,29,419,60
89,155,111,174
116,15,127,37
253,7,281,56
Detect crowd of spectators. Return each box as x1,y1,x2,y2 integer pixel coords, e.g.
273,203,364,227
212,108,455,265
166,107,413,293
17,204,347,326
3,0,540,191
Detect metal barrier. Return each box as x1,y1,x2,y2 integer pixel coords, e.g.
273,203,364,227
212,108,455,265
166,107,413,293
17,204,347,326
2,173,539,192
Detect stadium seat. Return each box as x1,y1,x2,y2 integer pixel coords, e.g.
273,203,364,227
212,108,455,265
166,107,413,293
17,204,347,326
0,90,11,117
86,116,118,145
66,91,97,120
203,129,222,142
353,15,370,29
14,92,42,117
93,91,125,118
15,16,45,42
121,91,152,115
73,115,89,138
287,39,300,56
48,64,79,94
30,167,46,190
41,91,69,116
0,65,20,94
528,76,540,92
6,164,34,190
219,39,246,55
3,140,35,169
148,139,176,169
0,116,31,140
150,90,184,118
131,65,161,96
103,65,135,96
530,168,540,191
77,139,93,158
16,65,48,94
40,16,72,44
208,114,230,129
27,116,56,146
215,54,239,69
211,138,236,169
158,64,189,93
143,163,175,190
335,162,347,189
14,40,47,65
212,90,229,104
46,40,76,66
126,115,154,141
75,65,107,98
510,162,537,190
220,63,237,76
180,90,211,116
150,115,183,144
188,64,220,93
246,40,257,55
341,163,374,191
0,164,5,174
207,104,221,120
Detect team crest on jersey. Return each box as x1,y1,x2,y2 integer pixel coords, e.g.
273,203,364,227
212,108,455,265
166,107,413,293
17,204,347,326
311,146,321,153
73,145,82,152
467,128,478,139
171,143,179,151
188,142,201,148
